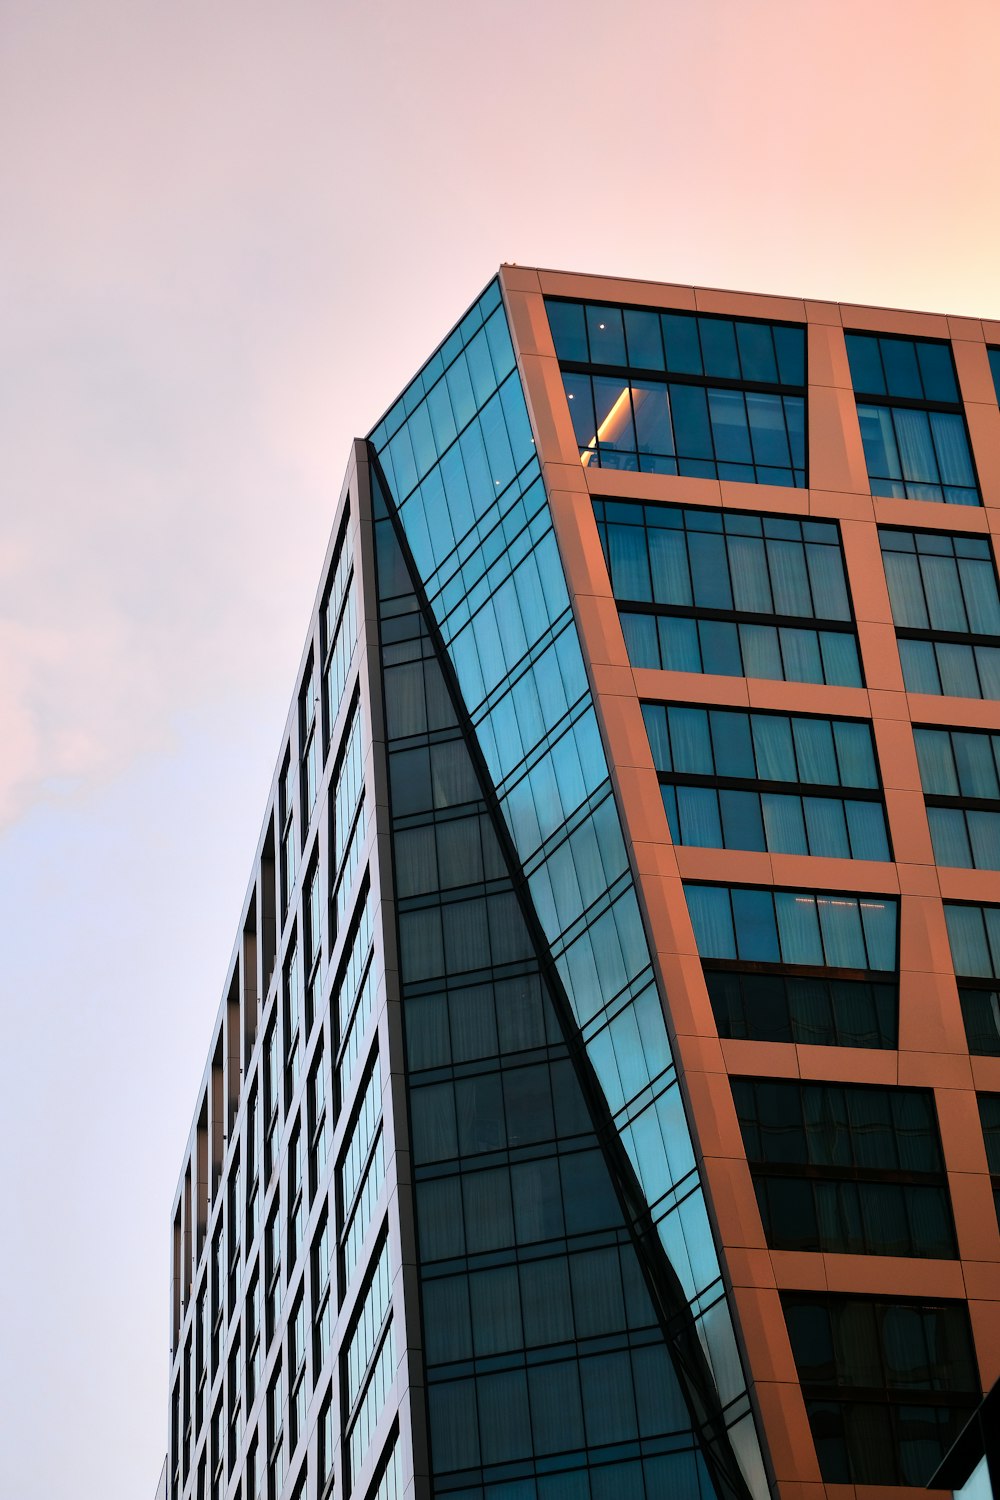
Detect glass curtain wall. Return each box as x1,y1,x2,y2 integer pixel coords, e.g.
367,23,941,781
369,281,768,1500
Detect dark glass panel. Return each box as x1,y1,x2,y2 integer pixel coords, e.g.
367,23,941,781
527,1362,586,1455
699,319,741,380
670,384,714,461
845,334,885,396
623,308,665,370
586,305,627,367
917,341,959,402
880,338,923,399
428,1380,480,1472
662,312,702,375
736,321,778,384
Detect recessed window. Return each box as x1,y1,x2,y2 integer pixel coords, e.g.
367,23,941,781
597,502,861,687
916,726,1000,868
943,902,1000,1056
548,299,806,486
645,701,889,861
880,527,1000,699
734,1078,956,1257
847,332,978,505
685,883,898,1048
782,1291,978,1484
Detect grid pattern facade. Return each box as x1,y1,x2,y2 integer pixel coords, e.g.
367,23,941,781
165,268,1000,1500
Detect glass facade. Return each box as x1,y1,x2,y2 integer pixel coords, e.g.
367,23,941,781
546,299,806,484
989,348,1000,408
880,527,1000,698
645,702,889,860
370,282,765,1499
686,883,898,1048
597,502,860,685
943,902,1000,1055
782,1293,979,1484
847,333,978,504
916,726,1000,868
732,1078,956,1258
165,271,999,1500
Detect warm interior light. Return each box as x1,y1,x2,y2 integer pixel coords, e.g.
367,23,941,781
580,385,632,468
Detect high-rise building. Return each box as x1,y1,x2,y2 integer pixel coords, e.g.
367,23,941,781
163,267,1000,1500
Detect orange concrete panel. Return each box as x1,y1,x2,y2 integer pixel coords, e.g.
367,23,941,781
823,1255,964,1299
721,479,807,516
769,1251,828,1292
936,1089,991,1174
517,352,581,467
504,286,557,362
655,950,719,1036
898,1051,973,1089
970,1300,1000,1389
614,763,670,839
547,489,612,597
535,268,698,311
872,719,922,793
584,463,722,508
866,689,911,722
750,1381,823,1485
897,972,968,1057
805,300,843,327
857,622,906,693
909,694,1000,732
722,1039,800,1078
777,1485,830,1500
695,288,808,323
810,490,877,523
734,1286,802,1384
884,789,934,866
629,840,682,880
950,1173,1000,1263
498,264,542,295
597,695,655,772
971,1056,1000,1092
654,869,701,938
633,669,751,707
795,1046,897,1087
724,1246,776,1289
682,1069,747,1159
643,877,702,959
873,496,989,534
938,867,1000,904
983,319,1000,344
840,305,950,339
840,521,895,625
674,846,773,885
949,318,985,344
808,385,870,495
674,1031,727,1077
745,679,870,719
966,402,1000,503
702,1157,769,1249
954,341,998,406
572,593,631,669
962,1262,1000,1301
590,662,641,700
898,896,955,977
808,324,853,391
767,854,897,895
895,863,943,898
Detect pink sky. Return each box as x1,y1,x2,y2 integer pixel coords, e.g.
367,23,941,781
3,1,1000,1494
